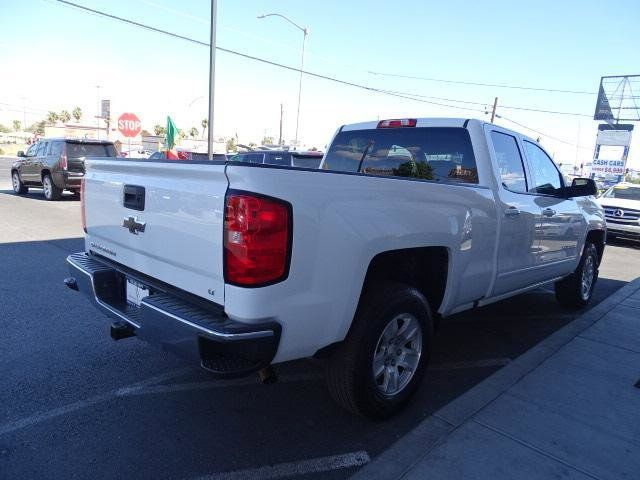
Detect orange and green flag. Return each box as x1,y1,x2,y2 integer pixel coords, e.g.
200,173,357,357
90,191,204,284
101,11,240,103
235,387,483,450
166,116,179,159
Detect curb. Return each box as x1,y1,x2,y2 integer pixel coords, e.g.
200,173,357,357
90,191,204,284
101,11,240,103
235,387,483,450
351,276,640,480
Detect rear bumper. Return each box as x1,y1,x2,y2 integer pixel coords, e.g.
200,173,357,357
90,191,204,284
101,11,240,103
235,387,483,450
65,252,281,377
53,170,84,189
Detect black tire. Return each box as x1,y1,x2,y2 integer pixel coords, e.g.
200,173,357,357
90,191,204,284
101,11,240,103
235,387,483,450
555,242,599,309
42,174,62,201
11,171,28,194
325,282,433,419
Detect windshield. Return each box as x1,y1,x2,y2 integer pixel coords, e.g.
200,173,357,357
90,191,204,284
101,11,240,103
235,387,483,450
66,142,117,158
603,185,640,201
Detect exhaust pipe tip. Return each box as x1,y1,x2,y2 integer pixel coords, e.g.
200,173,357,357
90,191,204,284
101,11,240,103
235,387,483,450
64,277,79,291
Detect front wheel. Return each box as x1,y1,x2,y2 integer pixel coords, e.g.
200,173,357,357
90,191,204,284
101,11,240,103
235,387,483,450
555,242,599,308
42,174,62,201
325,282,433,419
12,171,28,194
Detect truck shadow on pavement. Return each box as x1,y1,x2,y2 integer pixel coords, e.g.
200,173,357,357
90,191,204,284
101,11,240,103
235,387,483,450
0,236,629,480
0,189,79,201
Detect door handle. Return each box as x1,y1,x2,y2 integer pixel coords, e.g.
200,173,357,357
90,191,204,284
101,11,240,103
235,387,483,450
504,207,521,217
542,208,556,217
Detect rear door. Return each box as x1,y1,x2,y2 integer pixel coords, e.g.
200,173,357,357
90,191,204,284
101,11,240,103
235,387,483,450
521,140,582,273
84,159,229,306
33,141,48,182
486,128,543,296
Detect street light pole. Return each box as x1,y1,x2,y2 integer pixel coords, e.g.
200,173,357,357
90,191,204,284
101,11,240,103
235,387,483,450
258,13,308,148
207,0,217,160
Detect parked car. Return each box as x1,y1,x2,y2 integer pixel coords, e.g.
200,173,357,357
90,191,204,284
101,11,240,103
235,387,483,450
597,183,640,240
12,138,117,200
64,118,604,418
148,150,228,161
229,150,324,169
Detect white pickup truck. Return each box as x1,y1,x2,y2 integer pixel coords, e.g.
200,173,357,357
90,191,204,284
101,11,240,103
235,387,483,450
65,118,605,418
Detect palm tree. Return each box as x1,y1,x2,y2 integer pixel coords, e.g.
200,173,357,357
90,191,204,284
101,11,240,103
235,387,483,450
12,120,21,132
178,129,187,140
189,127,199,139
46,111,59,125
72,107,82,123
59,110,71,124
154,124,166,136
201,118,208,138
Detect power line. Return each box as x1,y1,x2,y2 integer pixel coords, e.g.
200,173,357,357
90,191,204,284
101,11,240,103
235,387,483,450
368,71,597,96
497,114,592,150
49,0,594,151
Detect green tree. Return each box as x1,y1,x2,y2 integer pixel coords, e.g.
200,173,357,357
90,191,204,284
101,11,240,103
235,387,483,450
201,118,208,138
226,137,237,153
393,160,434,180
189,127,199,139
153,124,166,136
46,111,59,125
72,106,82,123
261,136,274,145
12,120,21,131
178,129,187,140
26,121,46,135
59,110,71,123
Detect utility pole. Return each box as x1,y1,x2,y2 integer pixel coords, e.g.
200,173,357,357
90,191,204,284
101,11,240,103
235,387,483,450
96,85,101,140
279,103,283,146
207,0,217,160
490,97,498,123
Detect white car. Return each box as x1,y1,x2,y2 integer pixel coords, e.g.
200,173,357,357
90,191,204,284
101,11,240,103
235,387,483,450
65,118,605,418
597,183,640,241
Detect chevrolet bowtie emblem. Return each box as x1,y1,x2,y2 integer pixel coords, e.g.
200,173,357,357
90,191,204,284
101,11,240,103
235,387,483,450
122,216,146,234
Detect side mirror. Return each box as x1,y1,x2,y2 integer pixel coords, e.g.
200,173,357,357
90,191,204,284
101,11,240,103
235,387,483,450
564,178,597,198
17,150,25,157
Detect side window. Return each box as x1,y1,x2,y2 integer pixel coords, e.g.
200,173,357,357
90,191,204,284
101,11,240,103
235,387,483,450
265,153,291,166
246,154,264,164
26,144,38,157
490,131,527,193
523,141,562,195
36,142,47,156
50,142,63,157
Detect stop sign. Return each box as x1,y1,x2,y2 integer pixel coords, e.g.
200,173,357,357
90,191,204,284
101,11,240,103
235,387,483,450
117,113,142,137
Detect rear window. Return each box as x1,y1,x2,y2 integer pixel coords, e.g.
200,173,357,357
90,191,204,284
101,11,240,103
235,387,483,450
292,154,323,169
265,152,291,166
66,142,117,158
323,127,478,184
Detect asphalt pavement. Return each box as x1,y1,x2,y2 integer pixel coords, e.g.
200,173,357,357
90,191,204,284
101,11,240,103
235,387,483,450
1,156,639,480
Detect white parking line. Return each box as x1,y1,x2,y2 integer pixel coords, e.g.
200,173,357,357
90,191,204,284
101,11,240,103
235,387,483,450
430,358,511,370
119,372,321,397
192,451,371,480
0,369,319,436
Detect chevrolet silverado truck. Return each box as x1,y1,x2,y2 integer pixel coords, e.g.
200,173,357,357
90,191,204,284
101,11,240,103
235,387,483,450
64,118,605,418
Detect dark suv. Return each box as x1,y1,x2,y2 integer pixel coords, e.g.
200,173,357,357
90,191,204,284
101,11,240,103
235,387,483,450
11,138,117,200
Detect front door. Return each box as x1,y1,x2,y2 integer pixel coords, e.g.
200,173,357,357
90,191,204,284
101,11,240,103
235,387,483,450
521,140,582,276
487,128,543,296
20,143,40,182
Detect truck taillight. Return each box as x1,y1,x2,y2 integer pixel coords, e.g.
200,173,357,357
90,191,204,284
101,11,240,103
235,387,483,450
224,192,291,287
377,118,417,128
80,177,87,233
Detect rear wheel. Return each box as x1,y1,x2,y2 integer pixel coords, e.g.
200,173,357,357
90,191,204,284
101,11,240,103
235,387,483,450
11,171,28,194
325,282,433,419
42,174,62,201
555,242,599,308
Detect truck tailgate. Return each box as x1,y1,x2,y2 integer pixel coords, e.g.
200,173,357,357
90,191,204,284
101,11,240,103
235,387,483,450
83,159,228,306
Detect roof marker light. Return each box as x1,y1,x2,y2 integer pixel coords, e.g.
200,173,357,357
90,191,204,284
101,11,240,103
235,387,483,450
377,118,417,128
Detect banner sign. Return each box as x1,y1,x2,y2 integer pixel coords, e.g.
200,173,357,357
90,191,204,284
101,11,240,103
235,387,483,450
591,158,626,176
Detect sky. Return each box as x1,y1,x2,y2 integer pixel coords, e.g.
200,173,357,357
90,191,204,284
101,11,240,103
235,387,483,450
1,0,639,167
